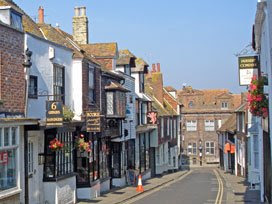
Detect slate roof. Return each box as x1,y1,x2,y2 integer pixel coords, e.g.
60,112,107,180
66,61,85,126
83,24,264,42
0,0,43,38
81,43,118,58
131,58,149,73
105,81,129,92
116,49,136,66
217,114,236,133
164,86,177,92
145,84,177,116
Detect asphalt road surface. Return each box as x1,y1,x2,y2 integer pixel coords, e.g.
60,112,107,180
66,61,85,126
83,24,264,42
132,168,226,204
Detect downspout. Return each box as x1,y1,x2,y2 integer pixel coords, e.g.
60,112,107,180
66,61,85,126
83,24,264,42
24,128,29,204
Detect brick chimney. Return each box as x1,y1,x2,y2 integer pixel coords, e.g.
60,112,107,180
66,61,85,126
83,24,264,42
148,63,164,104
157,63,161,72
38,6,44,24
152,64,156,72
73,6,89,44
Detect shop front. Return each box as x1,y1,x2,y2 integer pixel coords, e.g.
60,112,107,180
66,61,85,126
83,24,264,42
0,119,38,204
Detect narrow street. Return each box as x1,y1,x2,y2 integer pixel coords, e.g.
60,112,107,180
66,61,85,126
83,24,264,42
131,168,226,204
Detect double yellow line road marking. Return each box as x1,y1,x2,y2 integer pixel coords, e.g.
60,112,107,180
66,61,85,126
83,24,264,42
214,169,224,204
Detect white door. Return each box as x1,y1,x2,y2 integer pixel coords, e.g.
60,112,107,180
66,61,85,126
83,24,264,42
28,136,39,204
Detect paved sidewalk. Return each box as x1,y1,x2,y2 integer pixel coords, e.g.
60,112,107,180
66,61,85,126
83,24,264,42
217,169,262,204
78,170,189,204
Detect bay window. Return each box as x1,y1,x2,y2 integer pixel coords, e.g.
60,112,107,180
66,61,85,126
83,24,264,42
106,91,126,118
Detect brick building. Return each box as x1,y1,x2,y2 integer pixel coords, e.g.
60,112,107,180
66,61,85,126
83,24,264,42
177,86,241,166
0,7,38,204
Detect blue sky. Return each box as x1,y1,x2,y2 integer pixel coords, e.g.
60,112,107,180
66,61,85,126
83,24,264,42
15,0,257,93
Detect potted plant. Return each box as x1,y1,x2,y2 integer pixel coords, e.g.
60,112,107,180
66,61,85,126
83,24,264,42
75,134,91,153
49,138,64,151
247,75,268,118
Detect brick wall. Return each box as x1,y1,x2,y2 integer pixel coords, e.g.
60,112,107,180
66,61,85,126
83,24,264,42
178,87,242,164
0,23,25,115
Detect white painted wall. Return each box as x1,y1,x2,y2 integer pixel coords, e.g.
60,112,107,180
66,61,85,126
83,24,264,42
71,59,83,120
25,33,73,120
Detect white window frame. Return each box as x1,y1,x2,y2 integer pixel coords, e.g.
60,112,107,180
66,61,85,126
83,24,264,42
28,141,34,175
187,143,192,155
88,65,95,103
161,118,164,138
186,120,197,131
221,102,228,109
169,118,172,138
167,118,170,135
205,120,215,131
205,141,215,155
106,92,114,115
253,135,259,170
0,126,20,195
173,119,177,138
192,143,197,155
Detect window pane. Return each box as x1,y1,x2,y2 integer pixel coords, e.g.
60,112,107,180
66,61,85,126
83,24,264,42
4,128,9,146
107,92,114,115
0,149,17,191
11,128,16,145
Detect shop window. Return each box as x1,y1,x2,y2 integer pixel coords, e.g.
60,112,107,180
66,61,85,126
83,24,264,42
44,130,74,180
139,134,145,173
145,134,150,170
53,64,65,104
99,140,110,179
0,127,19,192
28,141,34,174
127,140,135,169
28,75,38,98
90,140,99,181
112,142,121,178
205,141,215,155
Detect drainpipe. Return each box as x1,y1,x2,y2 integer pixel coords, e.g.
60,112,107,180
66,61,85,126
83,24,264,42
24,128,29,204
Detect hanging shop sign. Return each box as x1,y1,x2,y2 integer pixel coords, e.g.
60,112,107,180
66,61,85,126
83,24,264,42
147,111,158,125
86,110,101,132
238,56,259,86
46,101,63,126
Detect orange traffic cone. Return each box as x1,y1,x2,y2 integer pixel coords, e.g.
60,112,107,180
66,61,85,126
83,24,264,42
136,174,144,192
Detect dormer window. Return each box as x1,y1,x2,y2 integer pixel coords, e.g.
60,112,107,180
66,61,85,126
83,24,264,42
221,102,228,109
0,7,23,31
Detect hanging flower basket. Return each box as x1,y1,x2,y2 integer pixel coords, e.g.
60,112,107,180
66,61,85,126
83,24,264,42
49,138,64,151
247,75,268,118
75,134,91,153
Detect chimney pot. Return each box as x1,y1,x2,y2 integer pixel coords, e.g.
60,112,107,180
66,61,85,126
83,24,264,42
152,64,156,72
74,7,80,16
81,7,86,16
157,63,161,72
38,6,44,24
